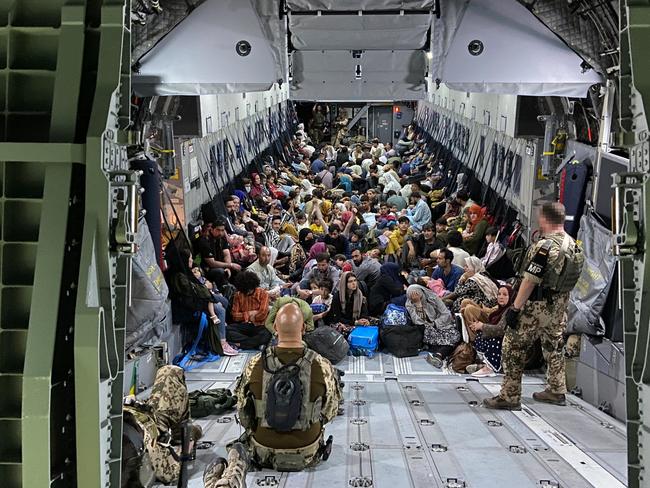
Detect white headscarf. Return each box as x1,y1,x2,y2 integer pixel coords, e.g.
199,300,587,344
349,164,363,176
361,158,373,172
300,179,313,197
464,256,498,301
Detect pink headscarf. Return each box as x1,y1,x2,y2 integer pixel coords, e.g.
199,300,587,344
341,210,353,224
308,241,328,260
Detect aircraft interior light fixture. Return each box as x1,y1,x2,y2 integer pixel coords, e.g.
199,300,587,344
467,39,484,56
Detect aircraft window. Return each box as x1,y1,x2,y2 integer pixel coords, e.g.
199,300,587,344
221,111,228,127
205,116,212,134
235,107,240,122
500,115,507,132
471,105,477,120
484,110,491,127
246,103,251,117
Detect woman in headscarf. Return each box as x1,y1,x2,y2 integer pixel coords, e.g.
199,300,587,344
249,173,266,200
289,228,314,277
443,256,498,313
368,262,407,316
299,179,313,199
461,204,489,255
465,285,514,377
406,284,459,368
233,189,253,212
301,241,328,278
380,163,402,195
327,272,367,325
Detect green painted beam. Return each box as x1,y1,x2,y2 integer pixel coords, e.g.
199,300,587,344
0,143,85,162
49,5,86,142
22,163,72,488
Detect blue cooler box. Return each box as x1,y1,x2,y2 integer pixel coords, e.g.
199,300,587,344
348,326,379,351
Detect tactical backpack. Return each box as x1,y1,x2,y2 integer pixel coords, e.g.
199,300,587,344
542,233,585,293
188,388,237,418
259,347,322,432
305,327,349,364
121,408,157,488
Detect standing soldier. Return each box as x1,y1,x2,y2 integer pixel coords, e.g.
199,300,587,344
482,202,584,410
332,111,349,146
204,302,342,487
309,104,328,145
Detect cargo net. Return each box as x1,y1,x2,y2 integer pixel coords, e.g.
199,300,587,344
517,0,618,74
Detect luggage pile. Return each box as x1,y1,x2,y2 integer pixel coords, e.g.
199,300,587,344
308,305,425,362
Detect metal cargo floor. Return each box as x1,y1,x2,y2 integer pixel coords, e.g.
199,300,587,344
163,352,628,488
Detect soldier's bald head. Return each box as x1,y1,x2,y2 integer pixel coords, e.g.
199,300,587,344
274,302,305,337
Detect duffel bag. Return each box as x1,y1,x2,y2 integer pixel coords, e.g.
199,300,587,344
305,326,349,364
380,325,424,358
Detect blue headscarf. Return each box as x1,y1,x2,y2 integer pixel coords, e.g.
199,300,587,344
380,262,402,285
233,190,247,211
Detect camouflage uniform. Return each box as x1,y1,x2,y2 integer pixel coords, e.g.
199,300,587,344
234,346,340,468
123,365,192,484
498,232,573,404
310,111,326,145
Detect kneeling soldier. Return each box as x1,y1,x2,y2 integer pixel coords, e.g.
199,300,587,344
204,302,342,487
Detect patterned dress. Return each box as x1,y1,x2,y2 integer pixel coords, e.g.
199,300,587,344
451,279,497,313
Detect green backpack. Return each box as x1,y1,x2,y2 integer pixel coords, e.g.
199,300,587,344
189,388,237,418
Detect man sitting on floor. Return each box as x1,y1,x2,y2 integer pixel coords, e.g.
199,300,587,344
204,302,342,487
228,271,273,350
246,246,288,300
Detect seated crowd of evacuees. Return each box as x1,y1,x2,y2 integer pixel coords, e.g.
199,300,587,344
165,122,518,377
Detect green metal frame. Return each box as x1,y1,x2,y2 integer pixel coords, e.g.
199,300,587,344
0,2,648,488
618,2,650,488
0,1,133,487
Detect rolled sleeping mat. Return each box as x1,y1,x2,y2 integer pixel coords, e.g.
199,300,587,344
560,161,590,237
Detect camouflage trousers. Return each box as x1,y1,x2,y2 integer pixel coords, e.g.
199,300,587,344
249,432,323,472
499,293,569,404
203,431,325,487
124,365,190,484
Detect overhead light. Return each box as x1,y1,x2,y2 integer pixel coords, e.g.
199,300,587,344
425,51,433,60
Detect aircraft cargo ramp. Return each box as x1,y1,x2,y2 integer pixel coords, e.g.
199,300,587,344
161,352,627,488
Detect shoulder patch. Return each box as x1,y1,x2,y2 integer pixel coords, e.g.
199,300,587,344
525,240,552,278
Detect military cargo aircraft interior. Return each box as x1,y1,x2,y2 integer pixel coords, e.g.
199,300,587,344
0,1,647,488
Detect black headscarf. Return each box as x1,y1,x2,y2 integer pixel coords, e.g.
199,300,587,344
299,228,316,253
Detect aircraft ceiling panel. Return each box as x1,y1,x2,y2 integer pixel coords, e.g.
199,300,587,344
286,0,436,11
290,13,432,50
133,0,285,96
290,50,426,101
431,0,603,97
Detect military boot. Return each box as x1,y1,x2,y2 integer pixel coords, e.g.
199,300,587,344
481,395,522,411
214,442,249,488
203,457,227,488
532,389,566,406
